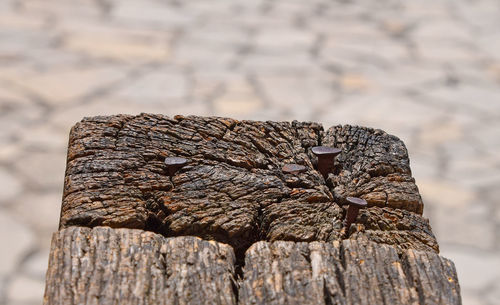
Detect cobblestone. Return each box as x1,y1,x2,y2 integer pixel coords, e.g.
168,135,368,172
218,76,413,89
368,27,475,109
1,0,499,304
13,151,66,191
0,211,34,276
0,170,22,206
11,192,61,239
21,249,50,282
114,68,189,101
441,247,500,292
211,78,263,117
62,32,171,63
6,274,44,305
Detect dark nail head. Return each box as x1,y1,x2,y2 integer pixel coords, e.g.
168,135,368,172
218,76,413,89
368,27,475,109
282,164,307,174
165,157,188,176
346,197,368,208
311,146,342,156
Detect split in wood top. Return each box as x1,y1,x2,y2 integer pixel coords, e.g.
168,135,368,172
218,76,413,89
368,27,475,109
44,227,460,305
60,114,434,257
45,114,461,304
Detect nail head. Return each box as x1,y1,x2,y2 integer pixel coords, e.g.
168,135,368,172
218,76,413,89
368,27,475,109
164,157,188,176
346,197,368,208
311,146,342,156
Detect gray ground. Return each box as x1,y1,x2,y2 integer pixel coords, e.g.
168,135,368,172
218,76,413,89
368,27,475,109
0,0,499,304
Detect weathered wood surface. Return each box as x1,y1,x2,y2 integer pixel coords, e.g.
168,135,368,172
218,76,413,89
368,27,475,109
323,126,422,214
44,227,460,305
44,114,461,304
59,114,435,254
44,226,237,305
240,240,460,305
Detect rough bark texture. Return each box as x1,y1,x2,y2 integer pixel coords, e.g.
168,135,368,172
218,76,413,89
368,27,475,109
43,226,237,305
59,114,434,254
45,114,461,304
44,227,460,305
349,206,439,253
61,114,342,255
322,125,422,214
240,239,460,305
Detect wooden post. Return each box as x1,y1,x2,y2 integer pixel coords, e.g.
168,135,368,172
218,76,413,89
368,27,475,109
44,114,461,304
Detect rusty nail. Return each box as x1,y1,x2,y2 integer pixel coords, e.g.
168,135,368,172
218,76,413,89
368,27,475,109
343,197,367,236
311,146,341,179
282,163,307,175
164,157,188,176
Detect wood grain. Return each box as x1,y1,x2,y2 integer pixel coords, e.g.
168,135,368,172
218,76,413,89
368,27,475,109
239,239,460,305
59,114,435,254
45,114,460,304
44,227,460,304
43,226,237,305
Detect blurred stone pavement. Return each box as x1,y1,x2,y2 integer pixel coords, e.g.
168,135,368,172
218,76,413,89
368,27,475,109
1,0,499,304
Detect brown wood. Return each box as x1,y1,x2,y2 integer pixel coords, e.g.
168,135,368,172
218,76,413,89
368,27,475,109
43,226,237,305
240,239,460,305
59,114,434,254
44,227,460,305
43,114,461,304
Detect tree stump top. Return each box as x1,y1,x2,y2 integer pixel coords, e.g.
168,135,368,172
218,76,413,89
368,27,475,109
61,114,433,254
44,114,461,304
